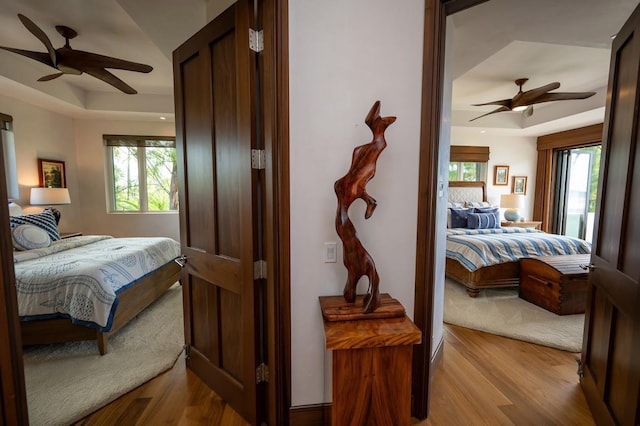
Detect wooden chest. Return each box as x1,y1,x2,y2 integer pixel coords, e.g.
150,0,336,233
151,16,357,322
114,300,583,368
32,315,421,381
519,254,590,315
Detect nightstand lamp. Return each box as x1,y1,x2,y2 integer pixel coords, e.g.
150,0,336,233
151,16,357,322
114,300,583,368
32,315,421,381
30,187,71,224
500,193,524,222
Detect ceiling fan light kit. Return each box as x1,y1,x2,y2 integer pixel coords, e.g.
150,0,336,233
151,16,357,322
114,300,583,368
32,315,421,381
470,78,596,121
0,14,153,94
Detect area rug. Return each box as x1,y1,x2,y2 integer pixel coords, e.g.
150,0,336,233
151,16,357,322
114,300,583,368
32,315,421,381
23,284,184,426
444,278,584,352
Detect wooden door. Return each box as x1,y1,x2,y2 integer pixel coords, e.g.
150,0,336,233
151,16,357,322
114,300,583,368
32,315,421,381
580,3,640,424
173,2,265,424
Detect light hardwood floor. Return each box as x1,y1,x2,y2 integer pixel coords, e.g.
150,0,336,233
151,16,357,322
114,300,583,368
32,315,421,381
75,324,594,425
415,325,594,425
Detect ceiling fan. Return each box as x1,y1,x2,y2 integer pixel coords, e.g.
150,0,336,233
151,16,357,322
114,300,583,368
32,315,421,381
0,14,153,94
470,78,596,122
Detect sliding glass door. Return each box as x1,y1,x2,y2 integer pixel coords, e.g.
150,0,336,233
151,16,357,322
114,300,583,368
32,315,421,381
552,145,600,242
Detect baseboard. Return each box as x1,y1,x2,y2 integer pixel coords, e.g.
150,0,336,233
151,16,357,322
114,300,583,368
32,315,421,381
289,403,331,426
431,334,444,380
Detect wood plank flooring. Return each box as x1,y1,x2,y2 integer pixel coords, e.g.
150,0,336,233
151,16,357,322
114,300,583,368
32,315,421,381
74,324,594,425
414,325,594,425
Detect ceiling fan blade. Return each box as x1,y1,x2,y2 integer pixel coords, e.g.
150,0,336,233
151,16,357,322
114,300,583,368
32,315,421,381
530,91,597,104
0,46,55,68
469,106,510,122
523,105,534,118
85,68,137,94
17,14,56,66
60,50,152,73
514,81,561,107
471,99,512,108
38,73,64,82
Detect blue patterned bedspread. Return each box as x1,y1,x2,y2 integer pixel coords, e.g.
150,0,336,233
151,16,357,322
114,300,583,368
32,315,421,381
446,227,591,272
14,236,181,331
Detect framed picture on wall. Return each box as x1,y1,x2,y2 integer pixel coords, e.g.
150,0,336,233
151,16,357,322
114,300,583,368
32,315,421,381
512,176,527,195
494,165,509,185
38,159,66,188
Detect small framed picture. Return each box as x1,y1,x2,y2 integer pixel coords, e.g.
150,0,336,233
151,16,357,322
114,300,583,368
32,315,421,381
512,176,527,195
494,165,509,186
38,159,66,188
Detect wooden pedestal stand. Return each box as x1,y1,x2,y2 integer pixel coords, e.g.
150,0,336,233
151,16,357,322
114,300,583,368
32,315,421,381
319,294,421,425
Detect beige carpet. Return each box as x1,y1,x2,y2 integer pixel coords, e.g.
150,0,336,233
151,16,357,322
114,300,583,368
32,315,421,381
444,278,584,352
23,284,184,426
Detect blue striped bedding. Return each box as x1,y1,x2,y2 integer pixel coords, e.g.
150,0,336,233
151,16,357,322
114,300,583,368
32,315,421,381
446,227,591,272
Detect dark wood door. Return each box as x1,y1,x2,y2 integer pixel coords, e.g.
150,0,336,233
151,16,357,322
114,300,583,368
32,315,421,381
580,3,640,424
173,2,265,424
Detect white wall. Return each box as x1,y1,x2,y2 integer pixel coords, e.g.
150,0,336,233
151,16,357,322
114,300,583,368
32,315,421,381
0,92,178,240
0,95,81,233
73,119,179,240
450,127,538,220
289,0,424,406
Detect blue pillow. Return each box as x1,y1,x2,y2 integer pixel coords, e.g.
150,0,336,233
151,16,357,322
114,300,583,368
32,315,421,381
9,209,60,241
450,208,473,228
467,211,501,229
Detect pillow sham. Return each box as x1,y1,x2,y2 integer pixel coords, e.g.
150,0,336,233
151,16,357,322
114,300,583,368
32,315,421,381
11,224,52,250
466,201,492,208
467,211,501,229
9,209,60,241
474,206,499,214
449,208,473,228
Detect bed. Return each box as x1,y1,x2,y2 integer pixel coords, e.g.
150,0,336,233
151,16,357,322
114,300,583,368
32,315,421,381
12,229,181,355
446,181,591,297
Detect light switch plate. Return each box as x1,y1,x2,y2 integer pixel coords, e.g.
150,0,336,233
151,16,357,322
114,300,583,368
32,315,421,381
324,242,337,263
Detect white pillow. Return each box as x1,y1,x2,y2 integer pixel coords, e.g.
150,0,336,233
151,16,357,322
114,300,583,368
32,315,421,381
12,224,52,251
8,202,22,216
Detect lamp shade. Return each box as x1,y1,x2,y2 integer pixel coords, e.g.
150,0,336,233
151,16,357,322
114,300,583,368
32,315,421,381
500,193,524,209
30,187,71,205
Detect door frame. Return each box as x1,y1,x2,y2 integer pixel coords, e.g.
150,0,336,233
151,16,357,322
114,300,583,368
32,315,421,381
261,0,291,424
0,130,29,425
411,0,489,418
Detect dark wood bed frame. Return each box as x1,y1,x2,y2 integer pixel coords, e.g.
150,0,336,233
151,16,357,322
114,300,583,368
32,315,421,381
446,181,520,297
20,260,181,355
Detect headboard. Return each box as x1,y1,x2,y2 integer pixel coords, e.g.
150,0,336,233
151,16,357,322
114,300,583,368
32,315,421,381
448,181,487,205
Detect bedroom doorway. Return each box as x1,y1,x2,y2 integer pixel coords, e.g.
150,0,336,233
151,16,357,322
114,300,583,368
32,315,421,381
414,0,639,421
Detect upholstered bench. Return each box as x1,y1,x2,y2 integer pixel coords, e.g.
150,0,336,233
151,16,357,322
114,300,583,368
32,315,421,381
519,254,590,315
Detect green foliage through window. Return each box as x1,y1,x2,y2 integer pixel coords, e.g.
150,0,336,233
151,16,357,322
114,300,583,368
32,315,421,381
449,161,487,182
105,136,178,212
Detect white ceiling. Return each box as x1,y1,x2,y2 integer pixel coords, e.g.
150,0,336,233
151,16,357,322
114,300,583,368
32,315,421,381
450,0,639,136
0,0,638,132
0,0,207,120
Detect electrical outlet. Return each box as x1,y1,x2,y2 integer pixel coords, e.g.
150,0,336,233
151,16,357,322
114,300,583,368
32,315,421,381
324,242,337,263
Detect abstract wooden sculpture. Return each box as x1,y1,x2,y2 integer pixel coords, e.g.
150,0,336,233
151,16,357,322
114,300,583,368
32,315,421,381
334,100,396,313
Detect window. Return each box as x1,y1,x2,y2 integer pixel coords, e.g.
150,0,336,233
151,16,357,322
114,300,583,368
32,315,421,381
104,135,178,212
448,161,488,181
449,145,489,182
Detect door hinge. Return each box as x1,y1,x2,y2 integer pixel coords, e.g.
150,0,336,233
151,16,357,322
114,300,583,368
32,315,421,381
183,344,191,360
249,28,264,53
575,357,583,378
251,149,266,170
254,260,267,280
256,363,269,384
